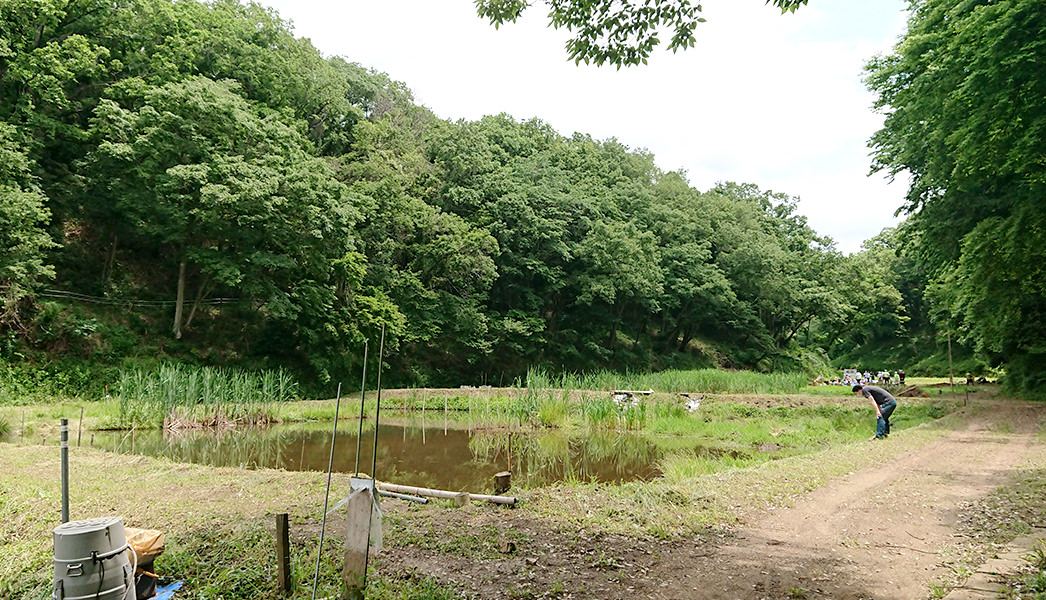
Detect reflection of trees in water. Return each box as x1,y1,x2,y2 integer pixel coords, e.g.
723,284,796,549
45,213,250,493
94,418,668,488
100,425,298,469
468,430,662,486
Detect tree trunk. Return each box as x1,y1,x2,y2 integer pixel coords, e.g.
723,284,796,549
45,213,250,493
679,329,693,352
664,324,681,351
101,235,117,291
184,275,212,330
173,259,186,339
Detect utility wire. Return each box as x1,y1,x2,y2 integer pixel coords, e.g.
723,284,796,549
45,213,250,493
37,289,238,308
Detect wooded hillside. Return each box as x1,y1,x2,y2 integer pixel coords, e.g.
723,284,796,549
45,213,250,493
3,0,1026,392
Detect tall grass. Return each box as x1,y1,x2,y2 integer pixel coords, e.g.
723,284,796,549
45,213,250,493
523,367,808,395
117,364,298,429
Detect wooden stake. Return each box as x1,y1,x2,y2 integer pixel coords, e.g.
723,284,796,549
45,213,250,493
342,488,375,600
276,513,291,594
494,471,511,494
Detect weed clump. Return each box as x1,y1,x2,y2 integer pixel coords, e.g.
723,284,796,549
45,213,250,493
117,363,298,429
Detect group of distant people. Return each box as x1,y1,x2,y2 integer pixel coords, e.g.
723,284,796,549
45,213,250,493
822,369,906,388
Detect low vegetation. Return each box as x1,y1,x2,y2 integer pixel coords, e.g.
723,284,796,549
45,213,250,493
2,396,969,600
1001,541,1046,598
117,364,298,429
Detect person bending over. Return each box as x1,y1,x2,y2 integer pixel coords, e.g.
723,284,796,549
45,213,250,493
852,384,897,440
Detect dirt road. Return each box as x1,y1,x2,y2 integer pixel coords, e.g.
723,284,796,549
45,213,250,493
643,399,1046,599
378,398,1046,599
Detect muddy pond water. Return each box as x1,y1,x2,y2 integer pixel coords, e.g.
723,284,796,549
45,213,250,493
87,416,734,493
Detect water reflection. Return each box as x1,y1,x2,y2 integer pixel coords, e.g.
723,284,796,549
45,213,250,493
89,417,666,492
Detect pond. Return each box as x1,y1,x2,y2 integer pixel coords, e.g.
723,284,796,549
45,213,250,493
85,417,711,493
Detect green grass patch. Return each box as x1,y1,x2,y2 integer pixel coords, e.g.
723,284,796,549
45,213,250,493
523,367,810,394
0,443,468,600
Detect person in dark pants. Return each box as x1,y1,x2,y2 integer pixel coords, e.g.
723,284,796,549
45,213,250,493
852,384,897,440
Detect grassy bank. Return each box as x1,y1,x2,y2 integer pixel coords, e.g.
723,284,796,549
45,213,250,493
6,396,1045,600
0,396,970,600
0,443,355,600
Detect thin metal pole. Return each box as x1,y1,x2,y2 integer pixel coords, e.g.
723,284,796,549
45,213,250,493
60,418,69,523
354,341,369,476
311,382,342,600
370,325,385,482
77,407,84,447
362,325,386,593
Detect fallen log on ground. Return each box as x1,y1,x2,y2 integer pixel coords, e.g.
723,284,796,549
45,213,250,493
377,482,518,505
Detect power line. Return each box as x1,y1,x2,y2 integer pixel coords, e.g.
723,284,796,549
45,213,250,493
38,289,239,308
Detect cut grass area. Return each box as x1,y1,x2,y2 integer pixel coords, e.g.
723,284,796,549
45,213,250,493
0,397,990,599
0,443,376,600
525,407,965,539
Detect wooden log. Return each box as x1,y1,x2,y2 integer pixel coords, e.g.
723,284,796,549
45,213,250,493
493,471,511,494
377,482,517,505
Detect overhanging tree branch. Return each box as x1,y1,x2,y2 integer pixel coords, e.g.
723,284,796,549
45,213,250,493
475,0,809,66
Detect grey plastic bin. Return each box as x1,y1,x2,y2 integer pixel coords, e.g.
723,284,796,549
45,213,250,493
53,517,135,600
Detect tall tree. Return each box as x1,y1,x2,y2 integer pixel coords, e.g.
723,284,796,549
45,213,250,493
865,0,1046,392
0,124,56,328
84,76,358,340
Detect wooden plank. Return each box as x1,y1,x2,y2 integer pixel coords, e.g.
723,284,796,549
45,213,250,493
342,488,373,600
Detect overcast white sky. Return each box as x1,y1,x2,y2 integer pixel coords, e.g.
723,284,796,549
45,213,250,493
256,0,910,254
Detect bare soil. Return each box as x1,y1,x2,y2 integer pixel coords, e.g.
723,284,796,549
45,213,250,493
371,396,1046,600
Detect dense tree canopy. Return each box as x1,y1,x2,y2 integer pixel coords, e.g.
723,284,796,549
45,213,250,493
0,0,958,388
0,123,56,326
865,0,1046,393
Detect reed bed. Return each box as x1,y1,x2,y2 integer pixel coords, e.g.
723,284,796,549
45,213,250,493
522,367,809,395
117,364,298,429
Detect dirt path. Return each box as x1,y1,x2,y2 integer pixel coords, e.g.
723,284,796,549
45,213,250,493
642,400,1046,600
377,399,1046,600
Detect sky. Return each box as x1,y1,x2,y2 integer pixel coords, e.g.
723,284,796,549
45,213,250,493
255,0,911,254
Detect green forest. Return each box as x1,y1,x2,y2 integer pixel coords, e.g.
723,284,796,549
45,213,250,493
1,0,1042,395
